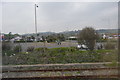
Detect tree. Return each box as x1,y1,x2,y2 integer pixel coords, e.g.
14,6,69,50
8,32,12,41
31,36,35,41
56,34,65,41
14,33,20,37
41,36,46,52
77,27,99,51
46,35,57,43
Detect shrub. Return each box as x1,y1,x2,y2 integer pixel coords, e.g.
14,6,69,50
13,45,22,53
2,42,13,56
3,47,117,65
105,60,118,67
14,41,26,43
35,47,48,53
49,47,77,53
2,42,11,51
104,42,116,50
2,50,14,56
27,46,34,52
69,47,78,52
102,50,117,62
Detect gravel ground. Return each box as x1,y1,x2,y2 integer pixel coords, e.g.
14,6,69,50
2,62,118,78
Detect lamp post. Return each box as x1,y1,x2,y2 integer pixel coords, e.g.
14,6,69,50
35,4,38,42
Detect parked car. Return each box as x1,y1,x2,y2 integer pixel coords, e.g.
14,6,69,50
77,44,88,50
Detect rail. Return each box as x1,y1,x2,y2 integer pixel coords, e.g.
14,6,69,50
2,63,119,79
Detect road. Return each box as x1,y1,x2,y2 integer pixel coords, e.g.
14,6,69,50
12,41,78,51
11,41,104,52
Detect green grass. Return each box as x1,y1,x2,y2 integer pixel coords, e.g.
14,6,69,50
95,49,113,53
105,61,118,67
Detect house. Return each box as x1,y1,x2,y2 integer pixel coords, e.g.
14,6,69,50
68,36,77,40
10,36,22,42
102,34,107,39
0,34,4,41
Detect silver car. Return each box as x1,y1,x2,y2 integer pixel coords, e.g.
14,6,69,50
77,44,88,50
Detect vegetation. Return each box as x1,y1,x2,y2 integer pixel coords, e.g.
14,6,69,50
105,60,118,67
2,46,117,65
77,27,99,51
104,41,116,50
3,32,20,41
27,46,35,52
13,45,22,53
2,42,13,56
2,28,118,65
2,42,11,51
46,34,65,43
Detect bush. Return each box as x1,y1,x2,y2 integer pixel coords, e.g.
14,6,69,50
3,46,117,65
49,47,77,53
27,46,34,52
105,61,118,67
104,42,116,50
2,42,11,51
14,41,26,43
49,47,69,53
13,45,22,53
35,47,48,53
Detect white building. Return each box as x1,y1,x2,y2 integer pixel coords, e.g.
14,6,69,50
11,36,22,42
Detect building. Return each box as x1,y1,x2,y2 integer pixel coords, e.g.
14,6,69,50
11,36,22,42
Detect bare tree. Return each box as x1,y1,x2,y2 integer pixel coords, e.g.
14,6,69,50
77,27,99,51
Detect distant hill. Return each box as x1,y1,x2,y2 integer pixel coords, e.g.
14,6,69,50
23,32,55,37
22,29,118,37
96,29,118,34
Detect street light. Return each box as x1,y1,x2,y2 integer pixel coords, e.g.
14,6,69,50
35,4,38,42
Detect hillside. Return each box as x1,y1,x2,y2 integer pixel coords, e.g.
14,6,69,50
22,29,118,37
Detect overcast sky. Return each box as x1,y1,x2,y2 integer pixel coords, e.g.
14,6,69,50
2,2,118,34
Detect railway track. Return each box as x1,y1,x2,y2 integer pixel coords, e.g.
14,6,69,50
2,75,119,80
2,67,117,73
2,67,119,79
2,63,119,79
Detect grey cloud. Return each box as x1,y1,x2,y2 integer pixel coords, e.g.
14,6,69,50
2,2,118,34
